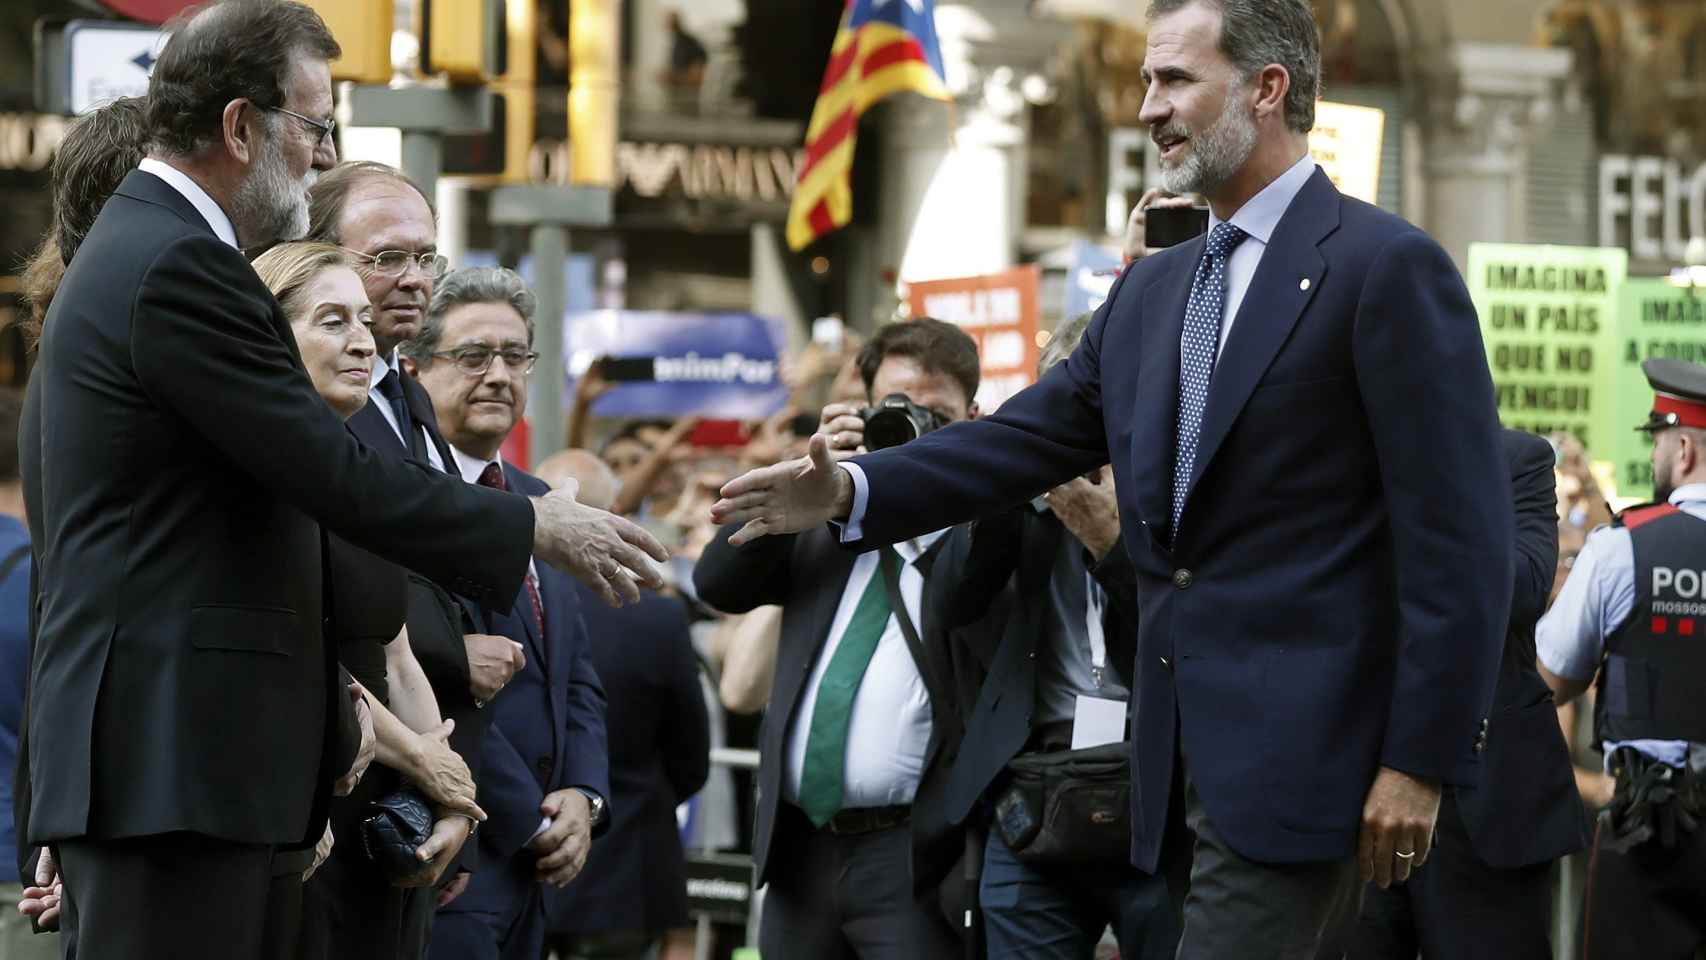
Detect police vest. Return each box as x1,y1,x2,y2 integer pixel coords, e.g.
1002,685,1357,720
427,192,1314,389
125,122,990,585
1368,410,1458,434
1594,503,1706,745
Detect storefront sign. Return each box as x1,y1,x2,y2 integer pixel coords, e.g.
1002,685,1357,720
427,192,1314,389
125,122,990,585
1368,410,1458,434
1468,243,1627,454
1605,278,1706,500
529,139,804,203
1598,155,1706,263
1308,102,1384,204
563,310,789,419
908,265,1041,411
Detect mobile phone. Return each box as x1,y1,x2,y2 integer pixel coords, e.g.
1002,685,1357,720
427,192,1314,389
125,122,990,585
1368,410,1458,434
812,316,844,351
599,356,656,381
1145,205,1210,249
689,420,751,447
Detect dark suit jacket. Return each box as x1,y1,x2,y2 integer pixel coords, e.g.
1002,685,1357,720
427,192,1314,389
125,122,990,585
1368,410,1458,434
693,523,971,895
550,585,709,935
347,388,494,789
937,506,1140,826
463,464,611,871
19,169,532,850
1449,429,1590,868
844,167,1513,870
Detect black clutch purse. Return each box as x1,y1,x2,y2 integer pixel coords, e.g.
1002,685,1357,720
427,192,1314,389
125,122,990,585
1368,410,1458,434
359,787,434,880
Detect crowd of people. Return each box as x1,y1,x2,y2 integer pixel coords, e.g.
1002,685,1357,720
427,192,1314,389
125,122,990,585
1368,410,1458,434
2,1,1703,960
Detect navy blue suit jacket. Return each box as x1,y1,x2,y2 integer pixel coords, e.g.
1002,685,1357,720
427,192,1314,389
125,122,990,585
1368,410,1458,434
548,586,708,935
468,464,611,870
844,168,1513,870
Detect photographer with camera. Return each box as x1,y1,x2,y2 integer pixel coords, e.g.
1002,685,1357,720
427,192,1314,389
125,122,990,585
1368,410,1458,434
693,319,985,959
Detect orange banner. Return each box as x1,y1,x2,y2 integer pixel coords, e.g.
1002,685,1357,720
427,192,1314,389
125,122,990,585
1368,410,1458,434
907,265,1041,411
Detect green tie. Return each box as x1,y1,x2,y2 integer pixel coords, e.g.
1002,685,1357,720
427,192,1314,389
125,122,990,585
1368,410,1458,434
797,549,898,827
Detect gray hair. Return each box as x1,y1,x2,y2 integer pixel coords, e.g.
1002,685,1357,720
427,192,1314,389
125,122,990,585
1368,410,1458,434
403,266,538,364
1040,311,1094,377
1147,0,1321,133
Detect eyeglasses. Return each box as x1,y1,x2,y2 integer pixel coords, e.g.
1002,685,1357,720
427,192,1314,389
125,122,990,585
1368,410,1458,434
344,249,451,280
266,106,336,146
432,345,540,377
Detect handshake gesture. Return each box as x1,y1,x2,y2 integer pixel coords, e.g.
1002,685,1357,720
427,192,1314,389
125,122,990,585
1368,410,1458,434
711,434,855,546
530,485,669,605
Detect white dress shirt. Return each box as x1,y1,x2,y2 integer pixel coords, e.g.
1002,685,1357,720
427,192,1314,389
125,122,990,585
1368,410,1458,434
784,531,947,809
137,158,239,249
839,154,1322,541
1198,152,1318,364
370,349,448,473
449,445,539,583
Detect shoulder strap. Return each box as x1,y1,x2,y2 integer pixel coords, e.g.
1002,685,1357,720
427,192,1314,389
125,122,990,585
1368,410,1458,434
878,548,950,720
0,543,28,586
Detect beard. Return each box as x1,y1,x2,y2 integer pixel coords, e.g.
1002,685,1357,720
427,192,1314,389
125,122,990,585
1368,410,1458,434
1157,86,1258,196
232,125,313,248
1653,446,1677,503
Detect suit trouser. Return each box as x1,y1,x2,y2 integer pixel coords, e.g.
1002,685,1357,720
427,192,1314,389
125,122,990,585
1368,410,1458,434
1173,775,1362,960
1579,819,1706,959
759,803,958,960
429,858,545,960
1338,792,1553,959
56,832,301,960
979,825,1181,960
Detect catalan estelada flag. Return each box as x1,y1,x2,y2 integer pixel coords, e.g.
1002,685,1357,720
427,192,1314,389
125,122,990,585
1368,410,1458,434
786,0,949,251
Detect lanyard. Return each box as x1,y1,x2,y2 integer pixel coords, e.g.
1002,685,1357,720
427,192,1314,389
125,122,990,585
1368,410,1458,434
1085,572,1108,687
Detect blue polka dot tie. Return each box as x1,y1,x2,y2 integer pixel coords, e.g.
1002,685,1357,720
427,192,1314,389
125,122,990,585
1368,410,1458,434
1172,222,1248,543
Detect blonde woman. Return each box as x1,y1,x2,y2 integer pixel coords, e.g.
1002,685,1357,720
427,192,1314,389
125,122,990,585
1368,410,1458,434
251,243,482,959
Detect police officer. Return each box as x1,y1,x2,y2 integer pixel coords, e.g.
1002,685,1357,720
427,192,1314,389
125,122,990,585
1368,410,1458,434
1538,357,1706,959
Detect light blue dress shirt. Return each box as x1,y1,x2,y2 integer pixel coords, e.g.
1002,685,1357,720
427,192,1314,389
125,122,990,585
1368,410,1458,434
839,154,1321,541
1536,483,1706,770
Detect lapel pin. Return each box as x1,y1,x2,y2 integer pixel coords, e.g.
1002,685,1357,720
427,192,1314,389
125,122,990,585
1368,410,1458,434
1299,277,1312,291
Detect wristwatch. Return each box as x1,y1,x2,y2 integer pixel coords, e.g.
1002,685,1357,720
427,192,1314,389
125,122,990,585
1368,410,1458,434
575,788,607,828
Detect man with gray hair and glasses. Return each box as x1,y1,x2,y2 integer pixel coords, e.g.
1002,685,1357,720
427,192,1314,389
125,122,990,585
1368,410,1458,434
402,267,613,960
20,3,665,957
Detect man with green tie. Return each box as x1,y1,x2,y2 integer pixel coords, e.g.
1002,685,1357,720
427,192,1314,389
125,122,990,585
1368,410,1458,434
694,319,984,960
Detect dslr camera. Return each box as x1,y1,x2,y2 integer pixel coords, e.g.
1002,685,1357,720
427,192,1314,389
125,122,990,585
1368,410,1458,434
860,394,946,451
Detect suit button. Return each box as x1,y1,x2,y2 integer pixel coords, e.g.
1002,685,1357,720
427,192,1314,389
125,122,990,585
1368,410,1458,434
1172,569,1193,589
1159,656,1171,670
536,757,552,776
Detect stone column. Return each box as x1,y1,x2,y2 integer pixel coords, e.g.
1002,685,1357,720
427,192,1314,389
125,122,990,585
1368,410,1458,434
1420,42,1573,268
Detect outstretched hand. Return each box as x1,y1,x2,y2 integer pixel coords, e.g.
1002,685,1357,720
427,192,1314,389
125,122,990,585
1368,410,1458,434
532,489,669,605
710,434,854,545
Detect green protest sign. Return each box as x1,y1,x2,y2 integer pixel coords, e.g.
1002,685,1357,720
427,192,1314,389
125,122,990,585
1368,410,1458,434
1468,243,1626,453
1605,279,1706,501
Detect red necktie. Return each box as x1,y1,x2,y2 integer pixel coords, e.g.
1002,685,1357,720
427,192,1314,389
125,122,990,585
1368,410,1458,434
478,462,546,637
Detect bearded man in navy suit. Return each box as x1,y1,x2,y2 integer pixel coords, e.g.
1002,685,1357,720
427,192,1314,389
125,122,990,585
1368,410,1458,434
710,1,1512,955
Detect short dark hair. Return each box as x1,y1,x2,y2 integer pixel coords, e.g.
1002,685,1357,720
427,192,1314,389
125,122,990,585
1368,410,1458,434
1146,0,1321,133
305,160,437,245
146,0,340,157
0,389,23,482
856,318,980,406
54,97,148,263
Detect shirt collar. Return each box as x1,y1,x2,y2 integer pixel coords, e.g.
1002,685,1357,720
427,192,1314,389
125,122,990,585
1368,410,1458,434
450,445,501,486
1208,152,1318,246
370,349,399,389
137,158,239,249
1667,483,1706,505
